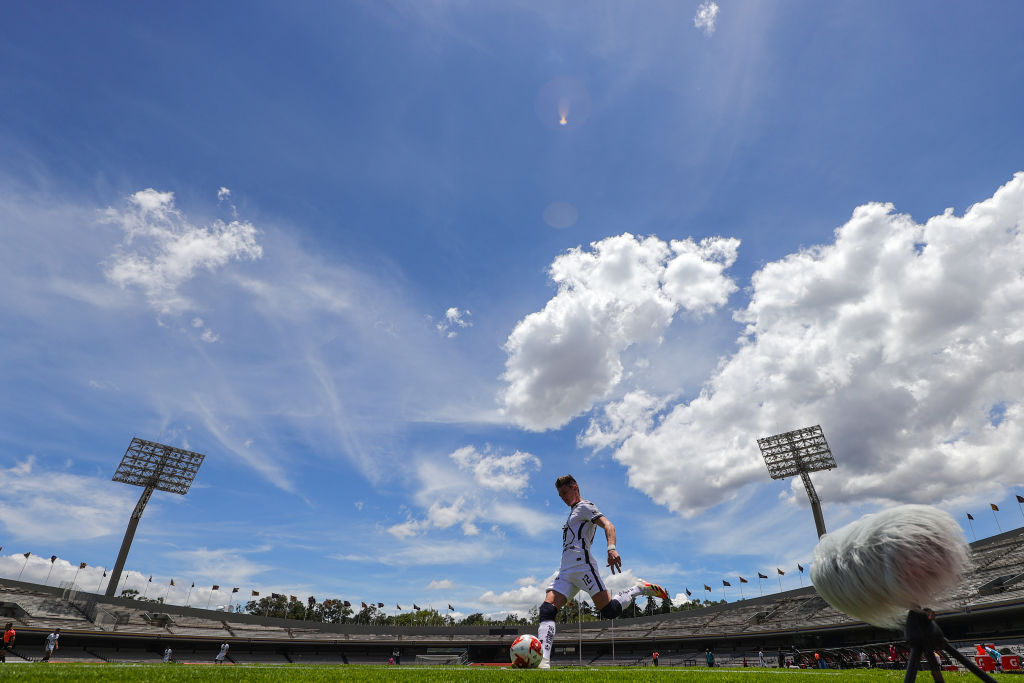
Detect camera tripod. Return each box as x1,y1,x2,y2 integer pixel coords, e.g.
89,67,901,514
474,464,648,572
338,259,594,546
902,608,997,683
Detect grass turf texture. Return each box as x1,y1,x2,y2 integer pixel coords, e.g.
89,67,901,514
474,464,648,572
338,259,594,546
0,665,1012,682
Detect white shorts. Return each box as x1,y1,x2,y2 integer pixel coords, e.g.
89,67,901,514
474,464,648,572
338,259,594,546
547,558,607,600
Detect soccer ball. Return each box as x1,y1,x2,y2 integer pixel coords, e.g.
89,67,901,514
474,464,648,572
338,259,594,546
509,634,543,668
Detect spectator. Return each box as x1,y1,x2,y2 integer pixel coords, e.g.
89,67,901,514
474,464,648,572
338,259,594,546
652,650,659,667
777,647,785,668
705,648,715,667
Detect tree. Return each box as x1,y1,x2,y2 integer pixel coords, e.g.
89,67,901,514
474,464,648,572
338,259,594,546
643,597,657,617
660,595,674,614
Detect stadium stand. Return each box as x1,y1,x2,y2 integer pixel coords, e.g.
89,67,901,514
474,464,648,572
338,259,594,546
2,524,1024,666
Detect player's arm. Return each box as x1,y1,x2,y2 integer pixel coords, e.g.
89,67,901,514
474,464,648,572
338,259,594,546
593,516,621,574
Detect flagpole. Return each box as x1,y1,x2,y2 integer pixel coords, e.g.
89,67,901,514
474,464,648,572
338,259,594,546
185,581,194,608
1017,495,1024,522
577,593,583,667
142,577,151,600
17,553,31,581
992,505,1002,533
97,572,106,593
967,513,977,541
71,565,83,591
738,579,745,600
163,581,173,604
45,558,57,585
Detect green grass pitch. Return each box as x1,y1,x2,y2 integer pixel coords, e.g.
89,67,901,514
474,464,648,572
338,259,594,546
0,664,1008,682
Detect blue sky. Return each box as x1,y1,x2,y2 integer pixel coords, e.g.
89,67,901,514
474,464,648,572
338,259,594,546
2,1,1024,616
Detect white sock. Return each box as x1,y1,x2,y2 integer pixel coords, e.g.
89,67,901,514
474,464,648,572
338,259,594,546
538,620,556,662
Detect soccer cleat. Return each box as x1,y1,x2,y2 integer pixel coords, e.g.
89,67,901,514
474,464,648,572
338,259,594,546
636,578,668,600
537,661,551,669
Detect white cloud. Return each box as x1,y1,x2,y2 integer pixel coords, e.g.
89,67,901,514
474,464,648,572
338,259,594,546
591,173,1024,517
449,445,540,495
218,187,232,201
102,188,262,315
0,457,134,542
426,578,454,590
694,1,720,36
435,307,472,338
385,447,555,542
501,233,738,430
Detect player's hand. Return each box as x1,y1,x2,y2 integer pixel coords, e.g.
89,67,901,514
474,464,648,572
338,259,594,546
607,549,622,574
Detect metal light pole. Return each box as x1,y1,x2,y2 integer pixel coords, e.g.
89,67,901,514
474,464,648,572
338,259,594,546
105,438,205,597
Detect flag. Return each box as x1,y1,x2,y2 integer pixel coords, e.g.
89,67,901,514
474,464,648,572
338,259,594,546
723,580,731,587
739,577,748,583
361,601,367,608
23,552,31,558
343,601,351,607
967,513,975,520
290,595,296,602
797,564,804,573
777,568,785,575
170,579,175,586
51,555,57,563
232,587,239,593
1017,495,1024,504
377,602,384,608
212,585,220,591
704,584,711,591
448,604,454,611
413,604,420,610
758,572,767,579
103,571,107,578
397,604,402,610
685,587,692,597
252,591,259,597
148,576,152,582
191,582,195,588
992,503,1000,512
272,593,282,599
78,562,86,569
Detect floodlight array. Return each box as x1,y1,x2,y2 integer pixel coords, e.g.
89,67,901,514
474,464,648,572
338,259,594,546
111,437,205,495
757,424,836,480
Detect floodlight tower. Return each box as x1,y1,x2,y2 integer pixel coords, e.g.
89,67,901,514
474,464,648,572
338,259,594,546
757,425,836,539
104,437,205,597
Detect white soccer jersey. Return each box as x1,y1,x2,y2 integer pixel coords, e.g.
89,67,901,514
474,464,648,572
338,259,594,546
560,499,604,568
45,632,59,650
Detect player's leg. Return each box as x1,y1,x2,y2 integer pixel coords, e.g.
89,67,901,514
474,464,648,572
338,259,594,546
595,578,669,619
537,588,568,669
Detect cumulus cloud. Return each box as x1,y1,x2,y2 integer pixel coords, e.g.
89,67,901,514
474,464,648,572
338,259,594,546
590,173,1024,517
102,188,262,315
426,578,454,590
435,307,472,337
694,1,720,36
501,233,738,430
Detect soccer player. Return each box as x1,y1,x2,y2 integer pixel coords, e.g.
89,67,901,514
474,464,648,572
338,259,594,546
215,642,230,663
41,628,59,662
536,474,667,669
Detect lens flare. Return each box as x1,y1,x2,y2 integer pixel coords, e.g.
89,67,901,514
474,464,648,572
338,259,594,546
558,98,569,125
